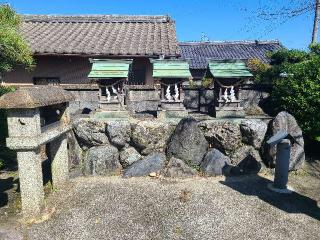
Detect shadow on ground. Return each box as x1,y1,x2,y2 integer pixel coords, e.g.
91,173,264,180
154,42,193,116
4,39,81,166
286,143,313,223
0,144,18,208
0,177,17,208
220,174,320,221
0,145,17,172
0,156,52,210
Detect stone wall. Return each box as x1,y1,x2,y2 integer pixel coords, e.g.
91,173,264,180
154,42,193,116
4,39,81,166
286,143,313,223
66,88,99,114
183,83,270,114
65,82,270,115
183,88,215,113
125,86,160,113
70,112,305,178
240,82,271,110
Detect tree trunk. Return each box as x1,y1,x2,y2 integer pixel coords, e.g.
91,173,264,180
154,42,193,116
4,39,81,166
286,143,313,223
312,0,320,43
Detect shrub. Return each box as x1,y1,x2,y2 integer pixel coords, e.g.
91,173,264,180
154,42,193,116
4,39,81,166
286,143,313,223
188,79,196,89
269,49,309,65
252,44,320,141
270,56,320,139
247,58,271,83
201,77,213,88
309,43,320,55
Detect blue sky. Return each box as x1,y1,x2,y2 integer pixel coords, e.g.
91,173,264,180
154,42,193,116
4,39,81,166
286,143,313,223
3,0,314,49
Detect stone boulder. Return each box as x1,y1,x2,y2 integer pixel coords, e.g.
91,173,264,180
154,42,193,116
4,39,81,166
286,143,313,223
119,146,142,168
200,149,231,176
198,120,242,153
240,119,267,149
163,157,198,177
244,105,266,116
84,145,122,176
106,121,131,149
73,119,109,148
123,152,166,177
67,131,83,167
266,111,305,170
131,120,174,155
230,145,264,173
167,117,208,166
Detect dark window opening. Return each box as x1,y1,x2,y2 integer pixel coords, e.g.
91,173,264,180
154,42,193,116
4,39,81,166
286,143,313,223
40,103,66,127
34,77,60,86
128,69,146,85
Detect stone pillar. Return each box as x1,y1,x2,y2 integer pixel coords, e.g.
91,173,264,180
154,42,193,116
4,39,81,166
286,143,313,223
50,135,69,187
274,139,291,189
17,148,44,217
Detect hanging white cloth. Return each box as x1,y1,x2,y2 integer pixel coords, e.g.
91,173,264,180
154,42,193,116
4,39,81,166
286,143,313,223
174,84,179,101
230,86,236,102
222,88,229,102
106,87,111,102
111,86,118,100
165,86,172,100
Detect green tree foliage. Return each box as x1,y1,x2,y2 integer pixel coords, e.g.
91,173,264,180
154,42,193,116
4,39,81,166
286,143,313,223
257,45,320,139
0,4,34,73
269,49,310,65
247,58,271,83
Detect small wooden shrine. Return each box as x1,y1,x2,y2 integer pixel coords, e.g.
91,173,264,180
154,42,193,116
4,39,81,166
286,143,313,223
151,59,192,117
88,59,132,111
206,59,253,118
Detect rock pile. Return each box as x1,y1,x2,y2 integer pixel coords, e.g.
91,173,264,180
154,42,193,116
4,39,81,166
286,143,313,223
71,111,305,178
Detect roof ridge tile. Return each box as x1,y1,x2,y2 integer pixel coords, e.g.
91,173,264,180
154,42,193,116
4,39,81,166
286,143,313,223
179,40,281,46
22,14,172,23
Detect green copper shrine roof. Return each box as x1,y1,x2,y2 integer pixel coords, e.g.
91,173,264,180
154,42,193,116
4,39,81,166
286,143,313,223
208,59,253,78
88,59,132,78
151,59,192,78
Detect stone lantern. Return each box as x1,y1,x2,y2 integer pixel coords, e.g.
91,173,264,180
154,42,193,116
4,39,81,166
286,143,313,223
0,86,74,217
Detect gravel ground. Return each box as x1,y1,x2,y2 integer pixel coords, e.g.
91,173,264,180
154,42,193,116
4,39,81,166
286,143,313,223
20,173,320,240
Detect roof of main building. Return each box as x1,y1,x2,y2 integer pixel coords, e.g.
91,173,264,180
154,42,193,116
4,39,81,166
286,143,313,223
20,15,180,57
179,41,283,69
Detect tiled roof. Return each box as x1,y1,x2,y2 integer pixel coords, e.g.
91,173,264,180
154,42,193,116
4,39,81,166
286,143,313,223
179,41,283,69
20,15,180,57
